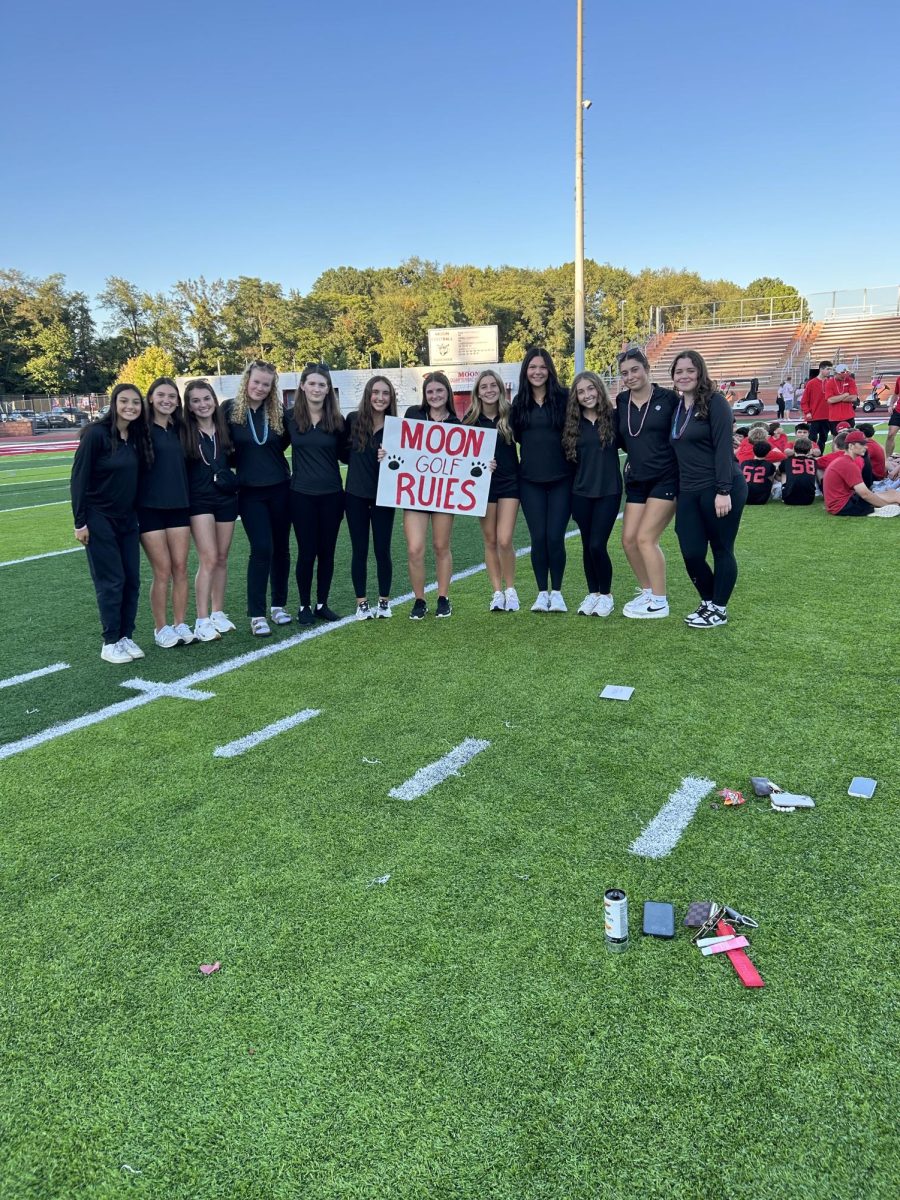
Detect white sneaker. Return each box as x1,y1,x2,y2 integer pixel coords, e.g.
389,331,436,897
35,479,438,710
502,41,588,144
251,616,271,636
120,637,145,659
504,587,520,612
356,600,374,621
549,590,568,613
375,599,393,618
194,617,220,642
173,622,195,644
626,597,669,620
577,594,599,616
531,591,550,612
622,588,651,615
154,624,179,649
490,590,506,612
592,595,615,618
270,606,292,625
101,640,133,664
210,610,236,634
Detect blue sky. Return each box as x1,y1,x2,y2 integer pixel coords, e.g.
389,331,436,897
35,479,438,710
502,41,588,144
3,0,898,304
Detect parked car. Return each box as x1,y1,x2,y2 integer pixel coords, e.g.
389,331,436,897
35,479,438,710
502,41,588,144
33,412,76,429
60,406,91,426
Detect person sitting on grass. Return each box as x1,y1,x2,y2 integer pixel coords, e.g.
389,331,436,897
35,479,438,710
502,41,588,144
736,422,769,461
872,454,900,493
823,430,900,516
780,436,817,506
741,441,778,505
767,422,789,453
788,422,810,450
857,423,886,481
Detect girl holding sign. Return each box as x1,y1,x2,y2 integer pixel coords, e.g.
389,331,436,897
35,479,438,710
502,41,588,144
403,371,460,619
286,364,347,625
509,349,571,612
464,369,520,611
562,372,622,616
345,375,398,619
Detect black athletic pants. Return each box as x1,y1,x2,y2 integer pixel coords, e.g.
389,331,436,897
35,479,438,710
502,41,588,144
84,508,140,643
570,492,621,594
675,476,748,608
809,419,830,452
238,480,291,616
290,490,345,607
344,493,395,598
518,477,572,591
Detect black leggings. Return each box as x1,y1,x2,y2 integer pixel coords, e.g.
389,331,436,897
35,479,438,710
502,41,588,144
518,477,572,591
675,477,747,607
344,493,395,598
570,492,621,594
84,509,141,643
290,490,345,607
238,481,291,616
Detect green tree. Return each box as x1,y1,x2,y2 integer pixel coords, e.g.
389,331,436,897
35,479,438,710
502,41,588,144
115,346,177,395
26,319,75,393
98,277,149,357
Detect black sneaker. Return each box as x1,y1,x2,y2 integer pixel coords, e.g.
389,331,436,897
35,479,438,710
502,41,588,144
297,606,316,626
436,595,452,618
687,603,727,628
410,598,428,620
315,603,340,622
684,601,711,626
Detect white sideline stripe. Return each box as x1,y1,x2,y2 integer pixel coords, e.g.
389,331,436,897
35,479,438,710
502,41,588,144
628,776,716,859
0,547,83,568
213,709,321,758
1,500,69,513
388,738,491,801
0,478,69,487
0,662,70,690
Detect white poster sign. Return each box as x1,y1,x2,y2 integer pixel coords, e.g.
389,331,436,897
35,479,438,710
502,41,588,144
375,416,498,518
427,325,499,366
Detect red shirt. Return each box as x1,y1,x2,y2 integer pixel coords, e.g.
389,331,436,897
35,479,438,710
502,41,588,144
769,433,789,452
802,377,829,421
816,450,842,474
824,376,858,423
866,438,886,480
823,454,864,514
765,447,786,463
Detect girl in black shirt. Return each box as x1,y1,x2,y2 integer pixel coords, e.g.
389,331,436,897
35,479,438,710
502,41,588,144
463,369,520,612
562,372,622,617
286,364,346,624
345,375,397,620
70,384,152,663
138,377,193,648
225,361,291,636
669,350,747,628
182,379,237,642
402,371,459,619
509,348,571,612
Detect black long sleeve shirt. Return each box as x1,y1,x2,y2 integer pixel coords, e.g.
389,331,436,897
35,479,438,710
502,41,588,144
572,418,622,498
670,392,738,493
187,430,230,508
138,422,189,508
616,385,679,481
70,422,140,528
225,401,290,488
286,414,346,495
345,412,383,500
512,400,570,484
473,415,519,490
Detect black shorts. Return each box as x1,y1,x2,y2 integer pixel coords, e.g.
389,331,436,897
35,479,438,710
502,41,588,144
834,495,874,517
138,506,191,533
624,474,677,504
889,409,900,428
488,476,520,503
189,499,239,523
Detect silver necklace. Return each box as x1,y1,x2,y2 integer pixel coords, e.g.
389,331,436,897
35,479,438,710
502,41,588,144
248,406,268,446
626,387,654,438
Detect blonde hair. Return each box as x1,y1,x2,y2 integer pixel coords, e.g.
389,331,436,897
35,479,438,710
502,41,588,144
230,360,284,434
463,369,513,444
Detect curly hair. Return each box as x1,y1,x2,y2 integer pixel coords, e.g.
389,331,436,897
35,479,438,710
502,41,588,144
670,350,718,421
181,379,232,460
230,360,284,434
292,363,344,434
352,375,397,450
562,371,617,462
463,369,513,445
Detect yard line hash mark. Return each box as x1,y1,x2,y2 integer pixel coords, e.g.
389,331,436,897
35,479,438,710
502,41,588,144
628,776,717,859
213,709,322,758
0,662,70,691
388,738,491,801
0,547,84,568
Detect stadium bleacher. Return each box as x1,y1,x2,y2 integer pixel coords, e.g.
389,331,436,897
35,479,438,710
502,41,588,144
646,322,804,393
804,315,900,382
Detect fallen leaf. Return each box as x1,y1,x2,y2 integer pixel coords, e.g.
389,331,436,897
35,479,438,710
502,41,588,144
199,961,221,975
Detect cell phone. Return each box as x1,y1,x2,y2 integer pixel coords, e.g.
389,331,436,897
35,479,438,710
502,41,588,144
642,901,675,939
848,777,876,799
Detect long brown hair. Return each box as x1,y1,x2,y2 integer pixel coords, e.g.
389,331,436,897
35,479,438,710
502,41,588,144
670,349,717,420
562,371,616,461
230,360,285,434
91,383,153,467
292,363,344,433
420,371,455,419
181,379,232,460
463,369,513,445
353,375,397,450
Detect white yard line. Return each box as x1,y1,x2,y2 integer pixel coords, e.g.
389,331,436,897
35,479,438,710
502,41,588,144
213,709,322,758
388,738,491,801
0,547,83,568
0,478,69,487
1,500,69,513
628,776,716,859
0,662,70,690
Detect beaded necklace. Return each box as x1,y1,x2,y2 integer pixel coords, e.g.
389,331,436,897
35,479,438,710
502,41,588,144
248,405,269,446
198,428,217,467
626,386,655,438
671,397,695,440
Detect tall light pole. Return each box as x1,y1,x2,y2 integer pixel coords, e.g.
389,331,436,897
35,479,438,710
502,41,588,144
574,0,586,373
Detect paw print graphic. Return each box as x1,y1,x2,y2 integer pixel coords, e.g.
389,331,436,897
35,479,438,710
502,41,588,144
387,454,404,470
469,460,487,477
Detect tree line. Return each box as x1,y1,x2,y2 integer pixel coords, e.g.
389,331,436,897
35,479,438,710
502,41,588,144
0,261,803,396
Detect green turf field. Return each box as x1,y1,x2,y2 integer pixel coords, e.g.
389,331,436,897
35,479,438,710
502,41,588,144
0,447,897,1199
